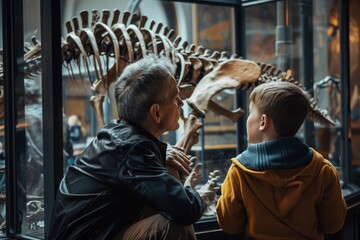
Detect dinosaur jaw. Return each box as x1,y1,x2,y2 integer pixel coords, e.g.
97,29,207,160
186,59,261,118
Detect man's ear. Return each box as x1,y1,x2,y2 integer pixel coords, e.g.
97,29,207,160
149,103,162,124
259,114,271,131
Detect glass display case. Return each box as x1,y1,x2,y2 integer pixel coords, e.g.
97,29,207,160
1,0,360,239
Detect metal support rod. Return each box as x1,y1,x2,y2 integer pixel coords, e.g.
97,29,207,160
235,4,247,153
40,0,63,235
276,0,292,71
301,0,315,147
3,0,24,236
339,0,351,186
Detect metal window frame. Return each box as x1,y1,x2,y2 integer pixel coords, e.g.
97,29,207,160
339,0,352,188
40,0,63,237
2,0,63,238
3,0,25,237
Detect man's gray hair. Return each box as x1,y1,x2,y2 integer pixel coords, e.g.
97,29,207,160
114,54,176,124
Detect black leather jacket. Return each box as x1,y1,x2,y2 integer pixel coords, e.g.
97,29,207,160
48,119,205,240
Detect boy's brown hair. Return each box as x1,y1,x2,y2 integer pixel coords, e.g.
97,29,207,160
249,81,311,137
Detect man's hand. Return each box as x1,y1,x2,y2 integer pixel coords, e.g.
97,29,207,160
166,145,193,183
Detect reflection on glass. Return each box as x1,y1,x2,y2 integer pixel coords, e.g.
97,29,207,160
313,0,360,195
22,0,44,237
191,4,236,220
245,1,302,73
313,0,342,184
24,79,44,230
245,3,277,64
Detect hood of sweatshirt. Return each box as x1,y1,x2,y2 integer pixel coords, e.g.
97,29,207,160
233,137,323,218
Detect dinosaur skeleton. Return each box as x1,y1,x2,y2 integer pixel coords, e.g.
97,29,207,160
0,9,336,226
0,9,334,127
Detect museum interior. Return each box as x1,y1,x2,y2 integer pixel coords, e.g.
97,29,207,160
1,0,360,239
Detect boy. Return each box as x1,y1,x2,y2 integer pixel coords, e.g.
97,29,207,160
216,81,347,239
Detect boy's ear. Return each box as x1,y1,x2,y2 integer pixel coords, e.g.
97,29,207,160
259,114,271,131
149,103,162,124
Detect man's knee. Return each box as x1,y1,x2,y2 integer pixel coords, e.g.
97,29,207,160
115,214,196,240
166,221,196,240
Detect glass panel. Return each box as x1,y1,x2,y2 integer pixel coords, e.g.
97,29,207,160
190,3,236,220
23,0,44,237
312,0,342,185
245,1,307,143
245,1,302,72
244,0,306,154
188,7,237,209
61,0,236,224
245,3,277,64
313,0,360,195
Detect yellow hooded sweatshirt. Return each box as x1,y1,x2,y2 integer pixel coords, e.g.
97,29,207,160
216,137,347,239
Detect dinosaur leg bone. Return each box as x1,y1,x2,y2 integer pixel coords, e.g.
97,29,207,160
90,95,105,128
175,113,203,154
168,113,203,183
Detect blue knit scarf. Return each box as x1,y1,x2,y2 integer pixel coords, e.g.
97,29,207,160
236,137,313,170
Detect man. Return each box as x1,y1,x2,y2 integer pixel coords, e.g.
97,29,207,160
48,54,206,240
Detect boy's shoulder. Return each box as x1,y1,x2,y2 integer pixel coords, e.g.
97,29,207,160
311,149,337,170
230,157,244,169
320,158,339,174
311,149,340,180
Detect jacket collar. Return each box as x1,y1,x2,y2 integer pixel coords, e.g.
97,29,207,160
236,136,313,170
118,118,168,160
